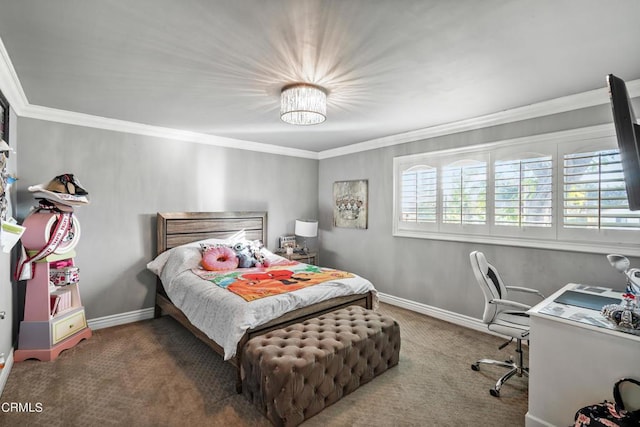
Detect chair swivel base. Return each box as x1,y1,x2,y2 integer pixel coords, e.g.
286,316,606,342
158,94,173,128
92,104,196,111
471,358,528,397
471,337,527,397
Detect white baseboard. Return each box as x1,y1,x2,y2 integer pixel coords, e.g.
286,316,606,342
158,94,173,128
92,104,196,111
378,292,504,338
87,307,155,330
0,348,14,398
524,412,556,427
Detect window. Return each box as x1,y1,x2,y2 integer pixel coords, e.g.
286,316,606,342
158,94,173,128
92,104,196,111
393,125,640,256
494,156,553,227
441,161,486,225
401,166,437,223
563,149,640,230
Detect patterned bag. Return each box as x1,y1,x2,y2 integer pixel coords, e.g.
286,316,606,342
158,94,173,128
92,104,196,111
574,378,640,427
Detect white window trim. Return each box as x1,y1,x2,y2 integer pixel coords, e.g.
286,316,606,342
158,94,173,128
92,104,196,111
392,123,640,257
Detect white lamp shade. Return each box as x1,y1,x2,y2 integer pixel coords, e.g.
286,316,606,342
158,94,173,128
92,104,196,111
295,219,318,238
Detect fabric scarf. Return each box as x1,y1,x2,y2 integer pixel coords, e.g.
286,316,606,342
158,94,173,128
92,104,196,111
15,211,73,281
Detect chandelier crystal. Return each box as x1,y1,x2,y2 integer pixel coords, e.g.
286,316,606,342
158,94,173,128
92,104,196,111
280,83,327,125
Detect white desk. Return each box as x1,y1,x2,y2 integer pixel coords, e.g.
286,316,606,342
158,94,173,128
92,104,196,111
526,283,640,427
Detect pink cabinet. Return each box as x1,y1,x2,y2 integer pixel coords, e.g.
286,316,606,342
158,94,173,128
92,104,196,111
14,210,91,362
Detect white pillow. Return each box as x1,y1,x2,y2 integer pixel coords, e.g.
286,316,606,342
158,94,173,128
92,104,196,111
147,229,246,276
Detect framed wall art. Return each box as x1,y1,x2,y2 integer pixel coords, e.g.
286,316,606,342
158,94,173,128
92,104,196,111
333,179,368,229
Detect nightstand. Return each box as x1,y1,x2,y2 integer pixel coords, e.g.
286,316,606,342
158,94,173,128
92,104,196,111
277,251,317,265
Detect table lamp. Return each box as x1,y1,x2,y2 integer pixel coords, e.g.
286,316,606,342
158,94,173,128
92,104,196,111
295,219,318,255
607,254,640,295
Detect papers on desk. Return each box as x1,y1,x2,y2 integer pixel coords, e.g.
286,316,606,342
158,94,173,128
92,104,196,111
538,284,640,337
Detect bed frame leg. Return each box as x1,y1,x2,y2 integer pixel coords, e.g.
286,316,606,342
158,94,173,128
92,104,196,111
154,279,165,319
235,339,247,393
235,357,244,393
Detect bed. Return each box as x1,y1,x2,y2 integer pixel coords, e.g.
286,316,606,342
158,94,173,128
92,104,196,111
148,211,376,392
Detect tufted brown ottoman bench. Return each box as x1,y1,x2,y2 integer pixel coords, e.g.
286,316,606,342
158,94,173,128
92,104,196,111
241,305,401,427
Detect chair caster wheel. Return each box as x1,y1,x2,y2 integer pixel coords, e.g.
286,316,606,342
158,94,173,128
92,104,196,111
471,364,479,371
490,389,500,397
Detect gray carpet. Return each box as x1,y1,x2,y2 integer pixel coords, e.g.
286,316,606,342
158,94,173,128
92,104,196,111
0,303,528,426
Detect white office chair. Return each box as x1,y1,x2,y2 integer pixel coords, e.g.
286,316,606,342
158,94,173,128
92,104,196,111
469,250,545,397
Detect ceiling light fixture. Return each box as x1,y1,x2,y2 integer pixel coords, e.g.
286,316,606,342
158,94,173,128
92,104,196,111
280,83,327,125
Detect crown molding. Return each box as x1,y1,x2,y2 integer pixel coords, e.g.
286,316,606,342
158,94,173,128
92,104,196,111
318,79,640,160
0,36,28,114
20,104,319,159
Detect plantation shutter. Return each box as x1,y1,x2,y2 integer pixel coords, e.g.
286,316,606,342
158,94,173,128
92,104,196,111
563,149,640,230
401,165,437,223
494,156,553,227
442,161,487,224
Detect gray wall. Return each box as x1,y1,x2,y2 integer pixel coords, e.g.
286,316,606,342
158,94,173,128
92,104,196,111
15,118,319,319
8,99,640,326
319,102,640,319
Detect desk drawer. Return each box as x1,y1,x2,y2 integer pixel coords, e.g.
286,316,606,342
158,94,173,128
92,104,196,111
52,309,87,344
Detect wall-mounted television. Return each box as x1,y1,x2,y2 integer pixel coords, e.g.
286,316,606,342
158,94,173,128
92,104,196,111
607,74,640,211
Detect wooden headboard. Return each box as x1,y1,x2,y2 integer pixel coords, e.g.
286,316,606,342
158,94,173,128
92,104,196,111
156,211,267,255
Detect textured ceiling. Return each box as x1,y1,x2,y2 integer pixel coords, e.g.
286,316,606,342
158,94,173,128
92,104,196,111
1,0,640,152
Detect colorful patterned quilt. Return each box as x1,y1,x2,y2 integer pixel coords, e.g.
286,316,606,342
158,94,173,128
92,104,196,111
192,262,355,302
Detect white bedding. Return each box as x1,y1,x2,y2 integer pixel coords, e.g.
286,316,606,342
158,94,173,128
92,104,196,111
147,240,377,360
